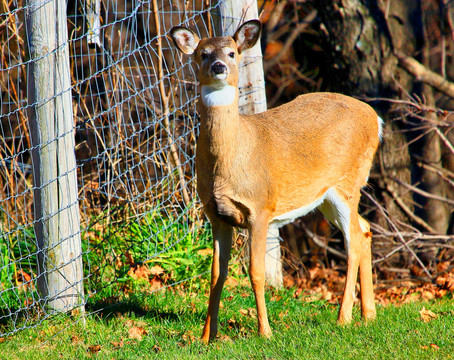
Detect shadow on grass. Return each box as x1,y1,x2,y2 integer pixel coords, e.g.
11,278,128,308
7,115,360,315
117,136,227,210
85,296,197,324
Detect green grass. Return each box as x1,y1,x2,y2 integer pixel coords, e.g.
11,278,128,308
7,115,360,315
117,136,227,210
1,283,453,360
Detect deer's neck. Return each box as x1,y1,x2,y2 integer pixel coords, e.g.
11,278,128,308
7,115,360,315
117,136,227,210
199,84,242,163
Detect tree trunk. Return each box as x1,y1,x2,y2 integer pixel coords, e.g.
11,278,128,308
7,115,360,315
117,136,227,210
314,0,449,233
314,0,418,230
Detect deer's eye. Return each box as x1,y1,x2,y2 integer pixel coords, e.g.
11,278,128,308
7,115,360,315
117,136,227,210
201,52,208,60
228,52,235,58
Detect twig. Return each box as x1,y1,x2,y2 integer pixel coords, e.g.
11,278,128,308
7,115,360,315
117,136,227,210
362,191,433,280
370,223,453,241
434,127,454,156
152,0,190,207
373,237,419,264
264,10,317,71
265,0,288,34
384,181,437,234
360,96,454,118
299,223,347,260
416,159,454,188
392,177,454,206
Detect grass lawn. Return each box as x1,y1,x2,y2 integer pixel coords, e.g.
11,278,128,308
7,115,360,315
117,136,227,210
1,283,453,360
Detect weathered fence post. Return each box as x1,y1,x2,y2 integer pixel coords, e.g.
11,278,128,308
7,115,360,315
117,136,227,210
217,0,283,288
26,0,84,313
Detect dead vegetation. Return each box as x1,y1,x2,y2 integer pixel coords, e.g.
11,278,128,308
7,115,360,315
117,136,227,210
258,0,454,290
0,0,453,305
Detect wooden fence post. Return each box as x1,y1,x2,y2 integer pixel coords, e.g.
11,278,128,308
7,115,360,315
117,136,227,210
26,0,84,313
217,0,283,288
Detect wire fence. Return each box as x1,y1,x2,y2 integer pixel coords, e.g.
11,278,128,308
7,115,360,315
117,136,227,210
0,0,229,337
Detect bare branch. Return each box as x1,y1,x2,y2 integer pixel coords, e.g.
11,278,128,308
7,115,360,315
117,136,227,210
392,177,454,206
264,10,317,71
396,51,454,99
384,182,437,234
299,223,347,260
362,191,433,280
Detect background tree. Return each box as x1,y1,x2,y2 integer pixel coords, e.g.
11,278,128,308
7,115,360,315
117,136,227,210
259,0,454,280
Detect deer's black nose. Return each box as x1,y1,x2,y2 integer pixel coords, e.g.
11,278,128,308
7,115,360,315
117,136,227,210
211,61,227,74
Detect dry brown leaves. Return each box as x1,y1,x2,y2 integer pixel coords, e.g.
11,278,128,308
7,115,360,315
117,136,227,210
419,307,438,322
179,332,196,347
87,344,101,354
111,339,124,349
421,343,440,351
375,262,454,306
13,269,35,293
122,251,167,292
285,263,346,304
197,248,213,256
284,261,454,307
128,326,148,340
239,307,257,319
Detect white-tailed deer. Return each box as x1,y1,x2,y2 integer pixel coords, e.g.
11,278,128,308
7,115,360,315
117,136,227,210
170,20,382,342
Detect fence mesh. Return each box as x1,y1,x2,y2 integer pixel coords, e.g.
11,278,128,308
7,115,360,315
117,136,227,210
0,0,223,337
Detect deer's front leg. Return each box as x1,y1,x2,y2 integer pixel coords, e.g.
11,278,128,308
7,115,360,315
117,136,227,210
249,213,272,338
201,219,233,343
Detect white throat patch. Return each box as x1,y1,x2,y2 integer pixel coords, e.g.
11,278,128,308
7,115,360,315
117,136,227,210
201,85,236,107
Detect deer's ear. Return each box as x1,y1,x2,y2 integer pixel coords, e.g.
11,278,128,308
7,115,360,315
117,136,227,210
233,20,261,54
170,27,200,55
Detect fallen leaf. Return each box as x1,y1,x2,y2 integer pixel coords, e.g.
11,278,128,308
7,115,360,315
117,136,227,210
294,288,303,298
322,290,333,301
128,326,148,340
197,248,213,256
149,276,163,291
436,261,449,273
218,334,233,342
283,274,296,288
308,265,321,280
149,264,165,275
410,265,424,277
18,269,32,282
181,332,196,345
71,335,82,344
152,345,162,353
421,343,440,350
125,251,134,266
420,307,438,322
129,264,151,280
248,308,257,319
278,311,288,319
445,278,454,292
88,344,101,354
239,308,257,319
402,292,420,304
421,291,434,300
111,339,124,349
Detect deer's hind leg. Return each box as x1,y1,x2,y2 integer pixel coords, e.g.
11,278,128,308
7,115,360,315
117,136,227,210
358,215,376,321
319,189,375,324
